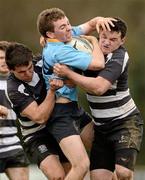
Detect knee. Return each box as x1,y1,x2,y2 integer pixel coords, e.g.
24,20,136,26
74,156,90,174
40,163,65,180
115,165,133,180
81,157,90,173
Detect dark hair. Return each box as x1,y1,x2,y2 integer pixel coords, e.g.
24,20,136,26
37,8,66,38
110,17,127,39
5,42,33,70
0,41,10,52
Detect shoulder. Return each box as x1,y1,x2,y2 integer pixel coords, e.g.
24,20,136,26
7,74,20,90
112,46,128,59
106,46,129,64
72,26,84,36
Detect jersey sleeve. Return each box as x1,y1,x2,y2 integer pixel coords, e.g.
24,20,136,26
71,26,85,36
8,82,34,113
98,47,129,84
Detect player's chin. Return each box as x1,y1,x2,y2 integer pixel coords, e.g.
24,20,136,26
66,34,72,42
24,77,33,82
102,48,111,55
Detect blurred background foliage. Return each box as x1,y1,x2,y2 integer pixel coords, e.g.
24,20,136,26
0,0,145,165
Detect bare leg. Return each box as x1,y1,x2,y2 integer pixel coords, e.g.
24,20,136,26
40,155,65,180
59,135,90,180
5,167,29,180
90,169,113,180
62,162,71,174
115,164,134,180
80,122,94,151
112,171,118,180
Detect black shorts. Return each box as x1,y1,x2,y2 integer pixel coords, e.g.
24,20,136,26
24,127,68,167
0,150,29,173
46,102,92,143
90,114,143,172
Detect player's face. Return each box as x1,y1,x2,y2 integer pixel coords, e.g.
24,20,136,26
48,16,72,42
12,61,34,82
0,50,9,75
99,30,125,55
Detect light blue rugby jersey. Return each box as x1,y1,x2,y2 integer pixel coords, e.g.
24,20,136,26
42,26,92,101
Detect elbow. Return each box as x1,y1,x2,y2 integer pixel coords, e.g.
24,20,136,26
96,60,105,69
32,115,48,124
91,63,104,71
91,87,105,96
98,62,105,69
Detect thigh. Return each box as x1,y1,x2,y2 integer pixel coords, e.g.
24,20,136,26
91,169,113,180
111,114,143,171
47,102,80,143
40,154,65,179
115,148,138,171
113,114,143,152
5,150,29,169
59,135,89,166
90,130,115,172
78,107,93,130
80,122,94,151
3,151,29,180
24,130,67,167
5,167,29,180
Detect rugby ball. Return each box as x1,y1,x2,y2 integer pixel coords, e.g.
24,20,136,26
66,36,93,54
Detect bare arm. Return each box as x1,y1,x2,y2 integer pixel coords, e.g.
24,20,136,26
53,64,111,95
79,17,116,34
0,105,8,118
20,79,63,124
82,35,105,70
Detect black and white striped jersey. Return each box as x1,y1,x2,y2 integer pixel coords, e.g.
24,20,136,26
7,60,47,143
84,46,139,126
0,76,23,158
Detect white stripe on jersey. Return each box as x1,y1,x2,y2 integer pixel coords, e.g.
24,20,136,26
92,106,136,126
87,89,130,103
0,136,20,145
0,77,23,157
0,80,7,90
106,51,129,73
21,125,45,138
121,52,129,73
18,119,36,127
0,127,17,135
0,145,22,153
90,98,136,118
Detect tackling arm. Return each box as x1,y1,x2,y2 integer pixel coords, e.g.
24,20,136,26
80,17,116,34
53,64,111,95
20,79,63,124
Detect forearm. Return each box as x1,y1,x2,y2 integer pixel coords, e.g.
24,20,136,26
64,69,101,95
80,17,116,34
0,105,8,117
89,40,105,70
87,17,101,32
53,63,111,95
21,89,56,124
80,17,100,34
35,89,55,123
81,35,104,70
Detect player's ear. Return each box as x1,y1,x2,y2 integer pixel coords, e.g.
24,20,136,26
46,31,55,38
121,37,126,45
